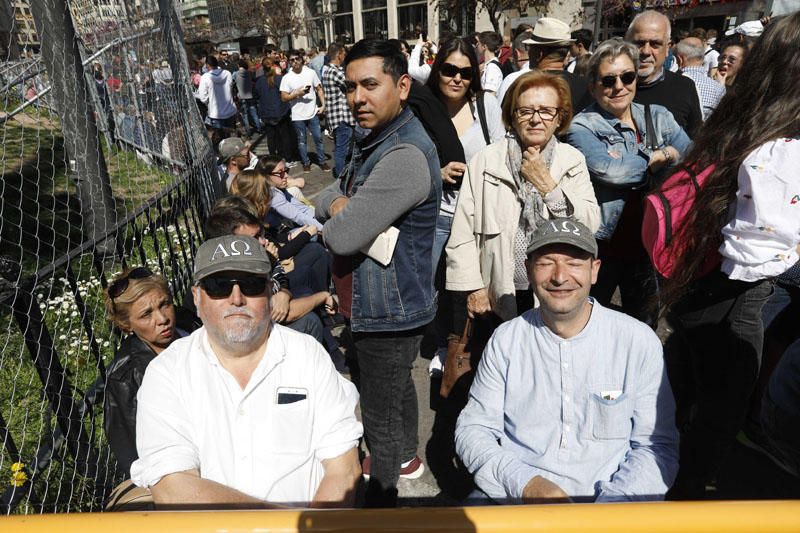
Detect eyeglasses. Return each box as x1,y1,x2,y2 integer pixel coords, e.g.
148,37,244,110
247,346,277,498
199,276,269,299
440,62,473,80
514,106,560,123
108,267,153,299
719,54,739,64
270,168,287,177
289,57,301,62
598,71,637,88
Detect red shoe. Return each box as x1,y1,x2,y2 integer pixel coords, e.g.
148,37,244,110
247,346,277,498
361,455,425,480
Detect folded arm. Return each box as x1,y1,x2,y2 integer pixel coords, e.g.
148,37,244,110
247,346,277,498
565,123,649,188
151,468,283,508
311,447,361,508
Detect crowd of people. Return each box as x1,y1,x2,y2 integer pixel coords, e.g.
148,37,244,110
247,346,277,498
101,9,800,510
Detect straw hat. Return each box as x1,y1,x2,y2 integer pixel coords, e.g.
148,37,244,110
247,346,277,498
522,18,575,46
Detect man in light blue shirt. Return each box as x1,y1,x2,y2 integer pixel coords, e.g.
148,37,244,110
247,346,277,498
455,218,679,503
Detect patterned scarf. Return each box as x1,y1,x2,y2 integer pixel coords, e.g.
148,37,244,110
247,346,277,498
505,131,557,243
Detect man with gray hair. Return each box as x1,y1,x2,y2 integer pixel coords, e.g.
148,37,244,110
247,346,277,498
675,37,725,121
626,10,702,137
131,235,362,507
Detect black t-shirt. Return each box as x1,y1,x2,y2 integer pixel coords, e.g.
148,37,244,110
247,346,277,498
633,70,702,139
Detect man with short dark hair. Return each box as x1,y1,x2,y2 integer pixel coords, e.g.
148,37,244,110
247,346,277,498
131,235,363,507
280,50,329,173
626,10,702,137
456,218,679,503
315,39,441,507
477,31,503,94
566,29,593,73
497,18,592,113
322,42,356,178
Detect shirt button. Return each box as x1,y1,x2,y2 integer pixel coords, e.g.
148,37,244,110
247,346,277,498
238,408,246,416
565,395,570,403
565,425,571,432
563,363,569,369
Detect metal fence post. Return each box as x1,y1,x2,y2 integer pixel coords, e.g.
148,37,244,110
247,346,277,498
28,0,119,260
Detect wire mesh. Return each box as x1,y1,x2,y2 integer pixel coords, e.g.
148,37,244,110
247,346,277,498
1,0,217,513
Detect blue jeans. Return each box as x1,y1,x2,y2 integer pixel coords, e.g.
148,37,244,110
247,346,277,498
240,99,261,134
292,115,326,166
332,124,353,179
352,328,423,507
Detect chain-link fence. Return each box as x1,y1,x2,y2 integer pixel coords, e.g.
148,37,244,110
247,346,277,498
1,0,217,513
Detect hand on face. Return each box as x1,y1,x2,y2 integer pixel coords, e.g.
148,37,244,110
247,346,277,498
513,86,562,149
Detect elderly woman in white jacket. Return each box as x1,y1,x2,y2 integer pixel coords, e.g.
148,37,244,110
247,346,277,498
446,71,600,322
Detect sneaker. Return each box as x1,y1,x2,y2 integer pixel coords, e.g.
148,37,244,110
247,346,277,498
428,347,447,377
285,160,299,169
361,455,425,481
319,162,331,172
303,164,311,173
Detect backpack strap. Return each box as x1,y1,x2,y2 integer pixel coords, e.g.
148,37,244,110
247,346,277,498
644,104,659,152
477,92,491,146
656,190,673,247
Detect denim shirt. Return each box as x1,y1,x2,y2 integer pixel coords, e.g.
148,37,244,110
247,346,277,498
565,102,691,240
341,107,442,332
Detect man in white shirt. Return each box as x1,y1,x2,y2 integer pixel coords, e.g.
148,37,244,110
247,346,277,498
477,31,503,95
280,50,330,173
130,235,362,507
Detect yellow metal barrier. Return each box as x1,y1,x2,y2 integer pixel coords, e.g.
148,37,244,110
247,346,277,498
4,501,800,533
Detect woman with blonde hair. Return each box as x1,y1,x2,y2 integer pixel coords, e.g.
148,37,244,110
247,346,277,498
103,268,197,475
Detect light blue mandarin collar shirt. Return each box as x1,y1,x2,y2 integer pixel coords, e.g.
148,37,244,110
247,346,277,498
455,299,679,502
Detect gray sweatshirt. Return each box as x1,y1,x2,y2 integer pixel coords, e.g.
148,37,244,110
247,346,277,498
315,144,433,256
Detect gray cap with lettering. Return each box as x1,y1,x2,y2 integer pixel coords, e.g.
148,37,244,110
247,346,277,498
526,218,598,257
194,235,272,281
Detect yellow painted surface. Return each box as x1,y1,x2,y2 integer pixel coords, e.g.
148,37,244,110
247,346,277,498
3,501,800,533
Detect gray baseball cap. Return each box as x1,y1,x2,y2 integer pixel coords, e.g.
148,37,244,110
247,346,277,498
217,137,246,162
526,218,598,257
194,235,272,281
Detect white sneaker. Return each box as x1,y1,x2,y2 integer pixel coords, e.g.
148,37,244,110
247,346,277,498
428,347,447,377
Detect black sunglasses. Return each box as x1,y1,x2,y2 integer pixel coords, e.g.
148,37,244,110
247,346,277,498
599,71,637,88
109,267,153,299
440,62,473,80
200,276,269,299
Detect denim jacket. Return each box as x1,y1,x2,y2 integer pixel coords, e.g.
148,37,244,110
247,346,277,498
342,107,442,332
565,102,691,240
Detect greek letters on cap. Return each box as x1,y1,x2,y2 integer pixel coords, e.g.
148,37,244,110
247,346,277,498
210,239,254,261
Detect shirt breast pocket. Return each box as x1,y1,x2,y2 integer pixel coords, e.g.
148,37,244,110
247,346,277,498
269,400,312,455
589,392,632,440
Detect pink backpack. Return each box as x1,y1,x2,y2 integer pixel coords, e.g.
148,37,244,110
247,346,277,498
642,164,721,279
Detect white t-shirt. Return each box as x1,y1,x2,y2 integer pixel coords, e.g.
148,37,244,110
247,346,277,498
481,59,503,93
130,324,362,505
280,66,322,121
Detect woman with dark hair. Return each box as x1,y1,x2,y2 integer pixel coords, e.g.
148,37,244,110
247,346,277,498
423,37,505,375
660,12,800,498
712,40,748,88
254,57,298,165
426,37,505,270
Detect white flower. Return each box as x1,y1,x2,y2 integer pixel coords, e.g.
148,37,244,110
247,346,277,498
39,303,46,310
102,341,110,348
70,311,78,317
59,334,66,340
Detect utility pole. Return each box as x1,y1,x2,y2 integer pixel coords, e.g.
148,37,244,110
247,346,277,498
29,0,118,258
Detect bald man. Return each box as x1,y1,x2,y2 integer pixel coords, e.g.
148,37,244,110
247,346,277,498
674,37,725,121
626,10,702,137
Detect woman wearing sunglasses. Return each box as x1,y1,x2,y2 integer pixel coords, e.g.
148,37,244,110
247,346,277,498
712,41,748,88
103,268,198,476
565,38,690,325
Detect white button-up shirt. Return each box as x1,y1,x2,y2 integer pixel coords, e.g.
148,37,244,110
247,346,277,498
130,324,362,505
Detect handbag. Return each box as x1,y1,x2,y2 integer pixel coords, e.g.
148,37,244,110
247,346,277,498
440,318,473,399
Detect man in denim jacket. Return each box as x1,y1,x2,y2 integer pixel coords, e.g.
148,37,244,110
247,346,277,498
315,39,441,507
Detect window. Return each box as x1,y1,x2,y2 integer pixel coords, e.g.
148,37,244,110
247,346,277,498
334,15,355,44
362,8,387,40
397,1,426,41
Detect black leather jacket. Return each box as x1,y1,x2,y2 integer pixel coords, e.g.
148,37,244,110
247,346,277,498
103,334,156,476
103,306,200,476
